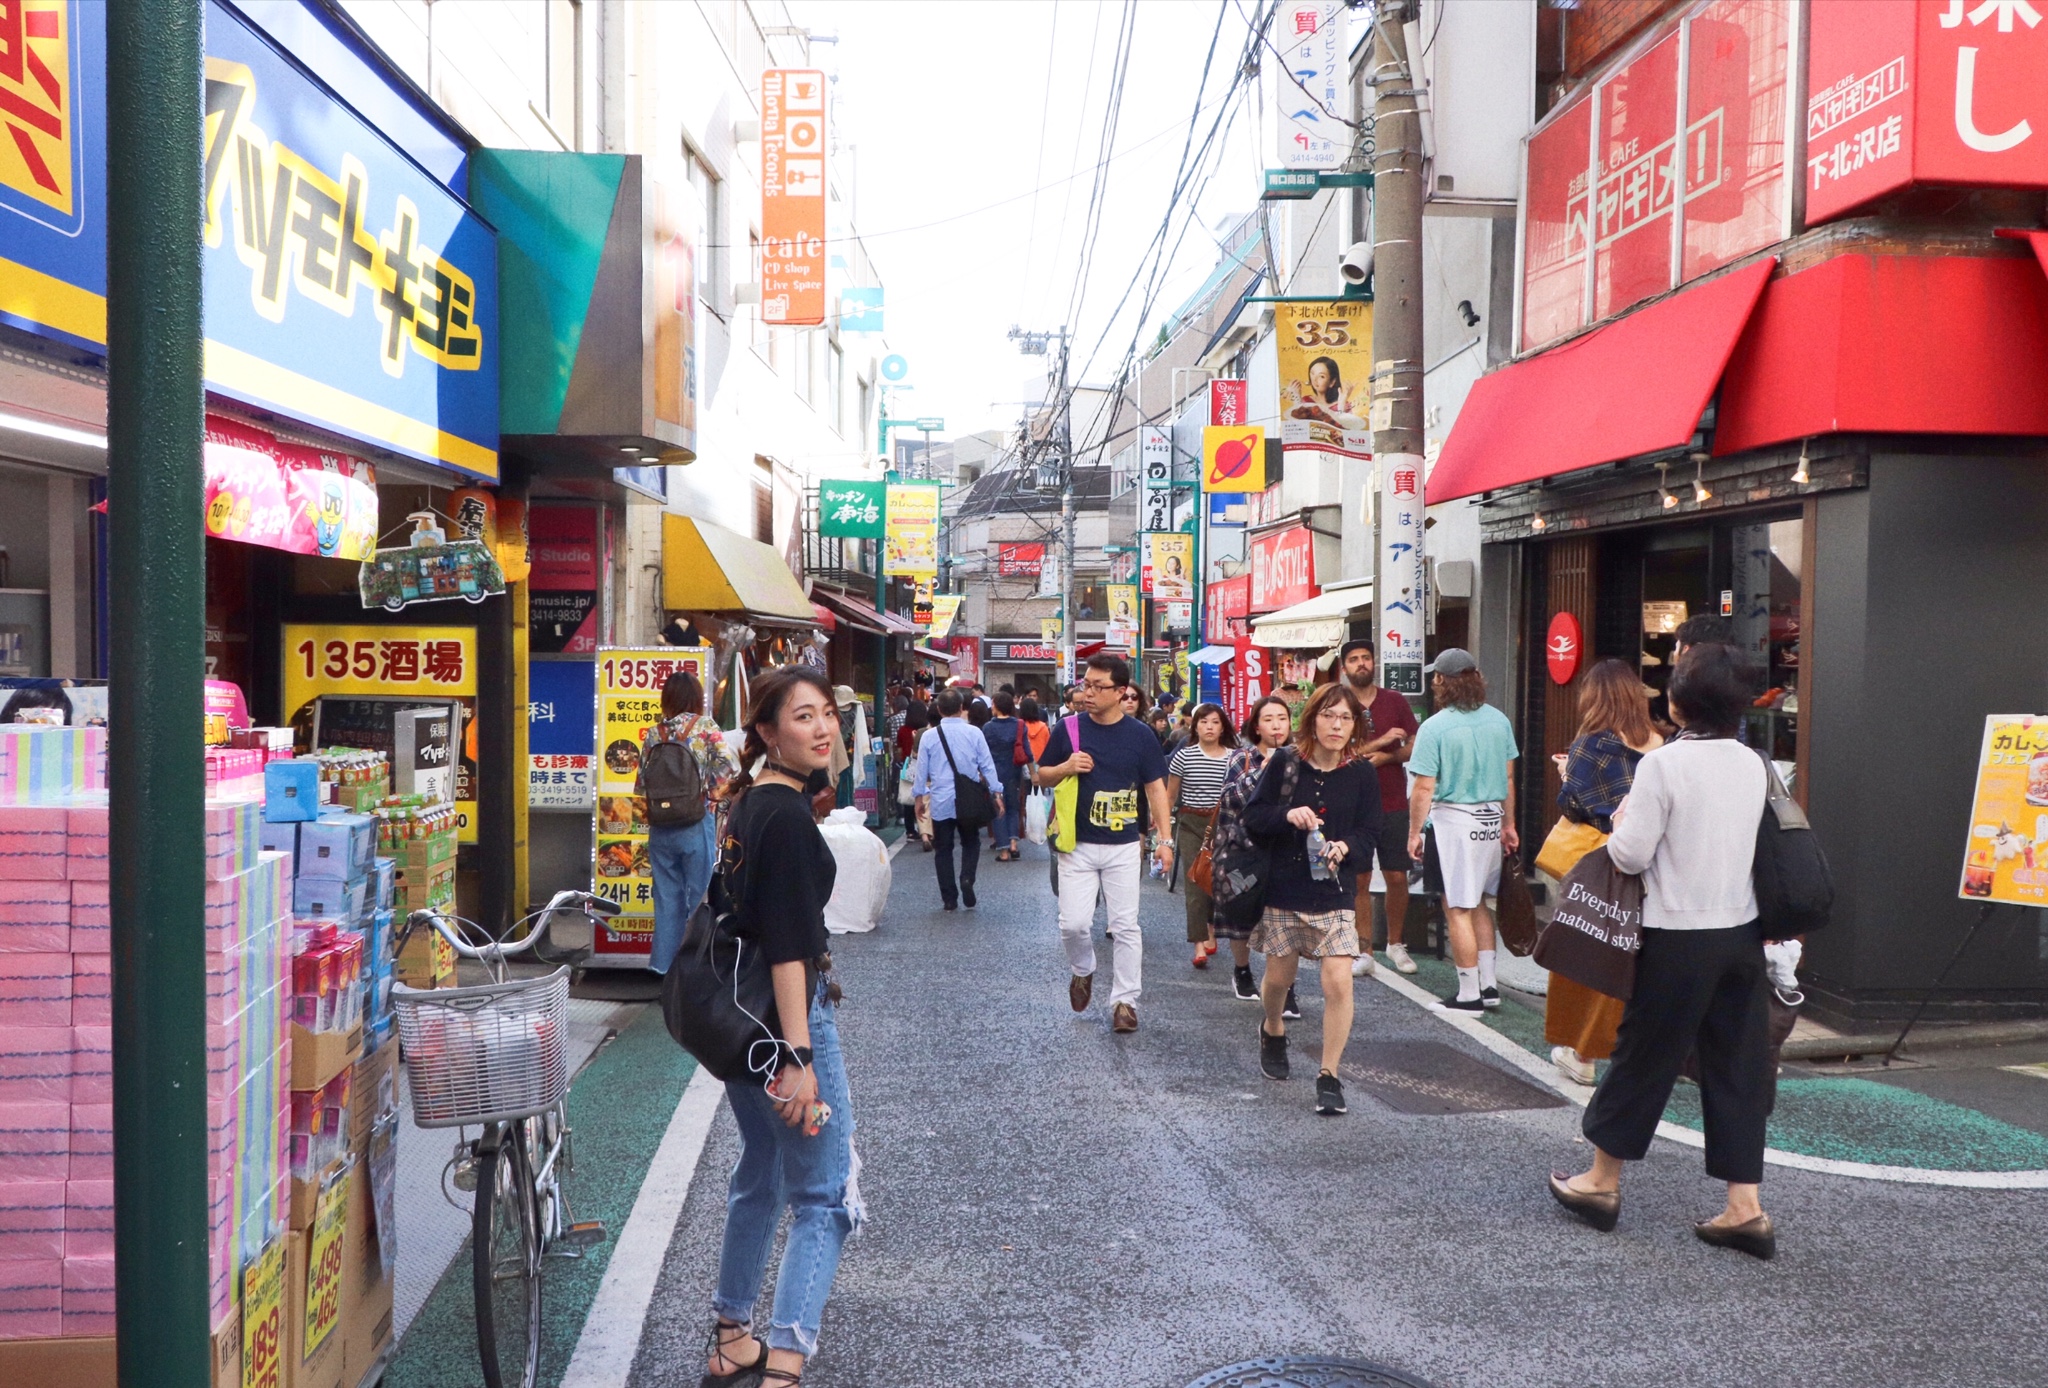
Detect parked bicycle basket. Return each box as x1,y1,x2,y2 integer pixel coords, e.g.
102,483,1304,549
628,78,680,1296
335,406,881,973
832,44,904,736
392,968,570,1127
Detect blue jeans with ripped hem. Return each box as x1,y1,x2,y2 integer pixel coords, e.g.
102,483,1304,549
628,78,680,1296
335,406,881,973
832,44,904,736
712,986,861,1357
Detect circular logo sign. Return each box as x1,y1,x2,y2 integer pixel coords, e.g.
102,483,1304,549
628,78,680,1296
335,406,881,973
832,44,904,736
1546,611,1582,685
881,354,909,382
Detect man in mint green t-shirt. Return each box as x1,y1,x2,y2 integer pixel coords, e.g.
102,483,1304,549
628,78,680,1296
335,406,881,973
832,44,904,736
1406,649,1520,1014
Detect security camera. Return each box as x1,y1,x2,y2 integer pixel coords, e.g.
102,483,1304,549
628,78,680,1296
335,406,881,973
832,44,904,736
1339,241,1374,286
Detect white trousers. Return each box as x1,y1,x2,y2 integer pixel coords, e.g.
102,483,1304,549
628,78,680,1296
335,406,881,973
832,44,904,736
1056,840,1144,1007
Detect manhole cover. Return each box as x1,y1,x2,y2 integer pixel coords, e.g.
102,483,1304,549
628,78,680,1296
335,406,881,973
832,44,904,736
1184,1357,1438,1387
1342,1039,1567,1116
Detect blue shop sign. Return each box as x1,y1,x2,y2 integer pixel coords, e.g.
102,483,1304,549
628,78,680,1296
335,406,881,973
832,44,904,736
528,659,596,757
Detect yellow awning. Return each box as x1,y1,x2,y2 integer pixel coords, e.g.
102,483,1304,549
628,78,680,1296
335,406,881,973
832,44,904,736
661,514,815,623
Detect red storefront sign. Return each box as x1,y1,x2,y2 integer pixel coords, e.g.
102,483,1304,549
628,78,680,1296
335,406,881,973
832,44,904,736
996,542,1045,576
1546,612,1584,685
1522,0,1792,351
1249,525,1317,612
1206,573,1251,642
1807,0,2048,224
1225,636,1270,727
528,503,601,654
1210,379,1249,426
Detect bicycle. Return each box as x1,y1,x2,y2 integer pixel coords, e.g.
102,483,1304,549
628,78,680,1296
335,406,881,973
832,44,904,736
390,888,621,1388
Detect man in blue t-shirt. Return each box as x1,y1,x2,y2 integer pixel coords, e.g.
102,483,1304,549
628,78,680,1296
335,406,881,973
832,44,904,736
1036,654,1171,1034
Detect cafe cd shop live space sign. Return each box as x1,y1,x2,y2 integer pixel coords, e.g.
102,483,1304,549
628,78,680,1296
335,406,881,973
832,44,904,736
0,2,499,478
761,67,827,327
591,647,715,957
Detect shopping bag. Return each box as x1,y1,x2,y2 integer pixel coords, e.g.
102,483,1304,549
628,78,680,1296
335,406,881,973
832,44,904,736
1050,777,1079,853
1024,790,1051,845
1494,852,1540,957
1535,817,1608,880
1532,846,1643,1000
1188,822,1216,896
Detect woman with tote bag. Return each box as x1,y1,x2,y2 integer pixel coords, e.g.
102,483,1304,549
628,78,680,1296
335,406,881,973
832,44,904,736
1548,643,1777,1260
1539,659,1662,1085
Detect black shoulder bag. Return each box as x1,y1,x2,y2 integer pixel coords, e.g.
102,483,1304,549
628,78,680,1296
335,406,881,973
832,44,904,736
1751,750,1833,940
1211,749,1303,928
937,724,997,831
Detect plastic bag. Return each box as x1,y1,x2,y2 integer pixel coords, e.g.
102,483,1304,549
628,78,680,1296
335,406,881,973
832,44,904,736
819,807,891,934
1024,790,1051,846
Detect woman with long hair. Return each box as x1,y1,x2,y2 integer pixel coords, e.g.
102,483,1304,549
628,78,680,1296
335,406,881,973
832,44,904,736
1210,696,1297,1005
642,669,739,974
1244,682,1382,1115
1548,644,1777,1259
701,667,862,1387
1543,659,1663,1085
1166,703,1237,969
983,691,1025,860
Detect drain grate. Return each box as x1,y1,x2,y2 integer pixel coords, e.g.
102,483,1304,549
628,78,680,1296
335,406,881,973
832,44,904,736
1342,1039,1567,1116
1184,1357,1439,1387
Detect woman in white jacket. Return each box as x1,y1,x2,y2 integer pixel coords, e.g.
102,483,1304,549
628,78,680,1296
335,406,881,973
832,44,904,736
1546,643,1778,1259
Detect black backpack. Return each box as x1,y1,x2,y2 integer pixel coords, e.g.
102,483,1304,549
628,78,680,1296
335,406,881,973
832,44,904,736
639,733,707,827
1751,750,1832,940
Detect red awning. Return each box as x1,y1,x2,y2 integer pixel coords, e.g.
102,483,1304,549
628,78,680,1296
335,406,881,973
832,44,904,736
1715,249,2048,455
811,585,918,636
809,602,838,634
1427,259,1775,503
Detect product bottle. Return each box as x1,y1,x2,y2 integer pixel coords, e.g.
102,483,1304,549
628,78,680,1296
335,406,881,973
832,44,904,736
1306,828,1333,881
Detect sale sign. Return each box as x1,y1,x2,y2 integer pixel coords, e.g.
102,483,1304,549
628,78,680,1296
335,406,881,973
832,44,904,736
242,1236,286,1388
304,1167,350,1358
592,646,716,955
761,68,827,325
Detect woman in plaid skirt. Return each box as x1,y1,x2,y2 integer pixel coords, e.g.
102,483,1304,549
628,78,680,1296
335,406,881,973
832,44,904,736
1243,682,1383,1115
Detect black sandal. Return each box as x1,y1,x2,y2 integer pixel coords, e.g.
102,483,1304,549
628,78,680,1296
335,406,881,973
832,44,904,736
700,1319,767,1387
760,1370,803,1387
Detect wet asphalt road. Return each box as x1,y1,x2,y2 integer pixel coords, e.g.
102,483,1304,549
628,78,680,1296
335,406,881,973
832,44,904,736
628,837,2045,1388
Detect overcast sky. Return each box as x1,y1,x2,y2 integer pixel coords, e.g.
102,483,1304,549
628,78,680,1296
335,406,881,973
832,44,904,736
796,0,1272,443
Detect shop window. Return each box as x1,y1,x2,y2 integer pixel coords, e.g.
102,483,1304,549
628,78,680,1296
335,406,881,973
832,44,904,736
686,150,723,317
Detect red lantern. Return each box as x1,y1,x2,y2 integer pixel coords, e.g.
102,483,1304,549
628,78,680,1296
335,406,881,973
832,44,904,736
1546,612,1582,686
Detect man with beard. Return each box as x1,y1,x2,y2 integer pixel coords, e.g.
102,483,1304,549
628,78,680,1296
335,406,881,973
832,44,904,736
1339,639,1421,975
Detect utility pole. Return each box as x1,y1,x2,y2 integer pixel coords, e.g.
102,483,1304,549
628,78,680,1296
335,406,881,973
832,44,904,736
1371,2,1427,698
1009,325,1074,686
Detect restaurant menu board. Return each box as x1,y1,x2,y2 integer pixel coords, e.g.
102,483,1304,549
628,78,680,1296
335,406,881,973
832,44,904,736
591,646,715,957
1959,716,2048,907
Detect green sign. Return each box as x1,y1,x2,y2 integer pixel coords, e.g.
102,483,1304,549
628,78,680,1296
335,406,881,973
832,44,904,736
819,480,886,538
915,417,946,432
1263,169,1319,199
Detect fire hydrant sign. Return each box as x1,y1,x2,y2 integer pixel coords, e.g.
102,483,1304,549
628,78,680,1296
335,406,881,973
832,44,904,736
592,647,716,955
241,1236,286,1388
304,1167,350,1358
1959,715,2048,906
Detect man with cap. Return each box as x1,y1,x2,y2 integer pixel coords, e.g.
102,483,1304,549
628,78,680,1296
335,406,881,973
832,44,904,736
1406,648,1520,1013
1338,638,1421,975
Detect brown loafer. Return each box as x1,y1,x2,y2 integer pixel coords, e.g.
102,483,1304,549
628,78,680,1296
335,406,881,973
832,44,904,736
1548,1171,1620,1232
1694,1213,1775,1260
1069,972,1093,1013
1111,1002,1138,1033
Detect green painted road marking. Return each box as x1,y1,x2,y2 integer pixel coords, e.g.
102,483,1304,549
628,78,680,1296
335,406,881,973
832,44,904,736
386,1006,696,1388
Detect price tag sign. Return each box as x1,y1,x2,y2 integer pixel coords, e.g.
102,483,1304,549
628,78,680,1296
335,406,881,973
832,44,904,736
304,1166,350,1358
242,1236,286,1388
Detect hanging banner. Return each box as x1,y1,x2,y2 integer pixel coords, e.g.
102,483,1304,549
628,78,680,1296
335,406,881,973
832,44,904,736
883,482,940,576
1202,425,1266,493
929,594,964,638
1106,583,1140,648
761,67,828,326
1210,379,1249,426
1140,425,1173,532
1275,2,1345,170
996,542,1045,576
1379,453,1426,695
1035,547,1063,598
1959,716,2048,906
1276,300,1373,460
1144,532,1194,603
203,416,378,561
592,646,716,955
1040,617,1064,646
818,479,886,538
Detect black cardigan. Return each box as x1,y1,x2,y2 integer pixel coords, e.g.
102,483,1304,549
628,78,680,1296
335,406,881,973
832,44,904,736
1243,750,1382,913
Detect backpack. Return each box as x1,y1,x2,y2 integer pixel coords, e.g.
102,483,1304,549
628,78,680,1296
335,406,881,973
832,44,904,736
1207,748,1302,928
639,724,707,827
1751,750,1832,940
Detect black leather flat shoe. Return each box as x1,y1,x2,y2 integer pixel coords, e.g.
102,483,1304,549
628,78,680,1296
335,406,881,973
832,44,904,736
1695,1213,1775,1260
1548,1171,1620,1232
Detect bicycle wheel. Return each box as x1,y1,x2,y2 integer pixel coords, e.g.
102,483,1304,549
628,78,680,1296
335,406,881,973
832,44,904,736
473,1121,542,1388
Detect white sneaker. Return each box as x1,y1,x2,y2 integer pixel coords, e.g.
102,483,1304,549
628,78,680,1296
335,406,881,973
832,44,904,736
1552,1045,1597,1086
1351,953,1377,978
1384,943,1419,975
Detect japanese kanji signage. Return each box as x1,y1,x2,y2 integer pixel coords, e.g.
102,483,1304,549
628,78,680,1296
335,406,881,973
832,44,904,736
1210,379,1249,426
204,415,378,562
761,68,828,326
996,542,1045,576
1144,532,1194,602
529,659,596,811
592,646,716,955
818,479,886,538
1140,425,1174,532
1274,2,1344,170
1807,0,2048,225
1275,300,1372,461
1379,453,1425,694
1959,715,2048,906
1206,573,1250,641
883,482,940,577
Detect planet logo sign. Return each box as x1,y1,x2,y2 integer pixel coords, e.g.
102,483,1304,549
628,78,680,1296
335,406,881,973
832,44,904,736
1202,425,1266,494
1546,611,1583,686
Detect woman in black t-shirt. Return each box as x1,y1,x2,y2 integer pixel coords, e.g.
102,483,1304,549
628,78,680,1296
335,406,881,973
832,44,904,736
702,667,859,1388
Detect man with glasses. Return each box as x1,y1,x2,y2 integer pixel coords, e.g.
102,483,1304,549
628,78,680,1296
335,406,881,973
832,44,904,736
1037,654,1172,1033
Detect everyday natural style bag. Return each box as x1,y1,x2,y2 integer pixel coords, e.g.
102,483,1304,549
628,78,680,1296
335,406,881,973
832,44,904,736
1532,846,1644,1000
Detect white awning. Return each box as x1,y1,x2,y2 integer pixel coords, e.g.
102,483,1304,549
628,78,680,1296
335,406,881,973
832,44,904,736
1250,584,1372,650
1187,645,1236,666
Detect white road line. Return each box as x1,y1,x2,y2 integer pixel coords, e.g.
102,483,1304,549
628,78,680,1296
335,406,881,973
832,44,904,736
559,1064,726,1388
1367,966,2048,1190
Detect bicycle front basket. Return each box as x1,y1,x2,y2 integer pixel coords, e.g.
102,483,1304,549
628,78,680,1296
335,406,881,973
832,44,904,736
391,968,571,1127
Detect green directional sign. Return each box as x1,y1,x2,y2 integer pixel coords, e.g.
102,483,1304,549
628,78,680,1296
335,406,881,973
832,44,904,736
915,416,946,432
818,479,886,538
1263,169,1319,199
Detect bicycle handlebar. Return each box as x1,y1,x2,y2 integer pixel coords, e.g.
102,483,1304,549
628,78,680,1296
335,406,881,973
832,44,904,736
402,889,618,963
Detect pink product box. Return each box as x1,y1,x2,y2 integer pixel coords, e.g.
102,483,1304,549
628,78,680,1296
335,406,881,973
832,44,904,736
60,1255,114,1337
63,1180,111,1260
69,1103,111,1181
0,954,70,1027
0,1101,69,1183
0,1258,60,1339
64,802,107,882
0,807,68,882
0,1180,64,1260
0,1027,72,1104
66,880,106,953
0,884,70,959
68,953,108,1027
69,1027,109,1105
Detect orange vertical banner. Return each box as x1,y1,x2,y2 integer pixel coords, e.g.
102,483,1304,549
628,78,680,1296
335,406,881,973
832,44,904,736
761,67,828,326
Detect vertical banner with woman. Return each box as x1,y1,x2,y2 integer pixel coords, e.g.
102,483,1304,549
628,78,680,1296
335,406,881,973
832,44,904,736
1275,300,1374,462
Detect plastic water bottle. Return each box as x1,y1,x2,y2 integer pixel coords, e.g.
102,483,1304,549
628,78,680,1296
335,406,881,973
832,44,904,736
1306,828,1334,881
